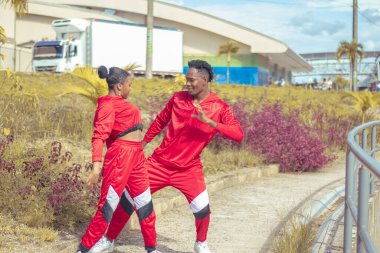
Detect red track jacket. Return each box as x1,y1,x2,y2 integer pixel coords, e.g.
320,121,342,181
143,91,244,169
91,96,142,162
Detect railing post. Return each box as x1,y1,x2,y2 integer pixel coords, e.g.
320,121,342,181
344,147,354,253
357,129,371,253
345,121,380,253
353,135,360,205
370,126,376,195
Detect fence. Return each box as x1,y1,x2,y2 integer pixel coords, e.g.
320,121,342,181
344,120,380,252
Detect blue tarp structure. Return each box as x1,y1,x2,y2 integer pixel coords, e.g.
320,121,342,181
183,66,269,86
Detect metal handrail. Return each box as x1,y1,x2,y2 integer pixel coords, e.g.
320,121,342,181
344,120,380,253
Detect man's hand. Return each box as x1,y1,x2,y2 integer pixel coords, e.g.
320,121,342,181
191,103,217,128
87,162,102,189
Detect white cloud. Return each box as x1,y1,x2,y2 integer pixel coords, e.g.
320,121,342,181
360,0,380,8
184,1,380,53
290,12,346,36
362,8,380,23
306,0,380,10
363,40,380,51
305,1,351,10
365,40,377,50
193,2,303,40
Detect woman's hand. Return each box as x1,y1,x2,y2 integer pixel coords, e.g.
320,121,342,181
87,162,102,189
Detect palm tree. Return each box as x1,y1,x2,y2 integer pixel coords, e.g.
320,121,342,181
336,40,365,91
59,65,140,104
342,91,380,123
66,66,108,104
218,40,240,84
333,75,349,90
0,0,28,14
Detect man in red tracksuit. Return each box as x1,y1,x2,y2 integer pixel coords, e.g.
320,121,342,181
100,60,244,253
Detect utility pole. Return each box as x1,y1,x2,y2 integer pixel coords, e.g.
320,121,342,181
352,0,358,91
145,0,153,79
13,9,17,71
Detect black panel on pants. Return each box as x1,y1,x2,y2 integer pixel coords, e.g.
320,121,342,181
137,200,154,221
78,242,90,253
101,200,114,224
120,193,135,215
193,204,210,219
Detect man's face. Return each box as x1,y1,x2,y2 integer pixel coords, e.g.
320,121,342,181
186,68,208,96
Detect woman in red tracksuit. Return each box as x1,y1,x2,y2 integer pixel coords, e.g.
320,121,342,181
97,60,244,253
76,66,158,253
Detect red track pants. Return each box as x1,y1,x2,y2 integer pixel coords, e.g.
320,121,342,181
78,140,157,253
106,156,211,243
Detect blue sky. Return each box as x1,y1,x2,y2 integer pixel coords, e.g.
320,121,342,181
160,0,380,54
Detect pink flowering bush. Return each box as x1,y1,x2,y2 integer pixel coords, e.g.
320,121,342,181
310,106,354,150
246,103,332,172
0,135,99,229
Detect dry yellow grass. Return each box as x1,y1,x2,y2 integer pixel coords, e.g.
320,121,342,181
272,215,315,253
0,213,58,252
202,147,262,176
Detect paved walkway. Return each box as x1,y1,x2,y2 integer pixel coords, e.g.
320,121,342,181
329,217,345,253
112,157,346,253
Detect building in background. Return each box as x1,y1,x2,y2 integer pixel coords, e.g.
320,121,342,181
293,51,380,88
0,0,312,85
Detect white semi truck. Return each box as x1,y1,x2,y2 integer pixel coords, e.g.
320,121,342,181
32,19,183,75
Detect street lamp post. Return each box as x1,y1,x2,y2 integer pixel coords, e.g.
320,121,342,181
145,0,153,79
352,0,358,91
13,9,17,71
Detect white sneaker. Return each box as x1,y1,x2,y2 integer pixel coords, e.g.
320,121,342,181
89,235,114,253
148,251,161,253
194,241,210,253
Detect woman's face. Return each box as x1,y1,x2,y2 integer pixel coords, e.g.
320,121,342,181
120,76,132,98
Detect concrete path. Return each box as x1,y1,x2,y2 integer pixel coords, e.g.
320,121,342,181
113,157,346,253
329,217,345,253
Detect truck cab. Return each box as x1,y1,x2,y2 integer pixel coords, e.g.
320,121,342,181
32,39,81,72
32,19,88,72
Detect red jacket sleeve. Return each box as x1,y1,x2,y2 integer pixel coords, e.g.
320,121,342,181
143,95,175,143
215,105,244,142
91,103,115,162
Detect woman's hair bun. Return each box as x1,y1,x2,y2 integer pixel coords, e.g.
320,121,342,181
98,66,108,79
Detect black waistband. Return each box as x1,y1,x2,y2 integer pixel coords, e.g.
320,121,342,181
116,123,143,139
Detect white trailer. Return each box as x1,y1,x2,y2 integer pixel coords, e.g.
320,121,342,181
32,19,183,75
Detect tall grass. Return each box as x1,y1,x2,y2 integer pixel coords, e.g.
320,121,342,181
201,147,262,176
1,71,95,141
0,213,58,251
272,215,315,253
